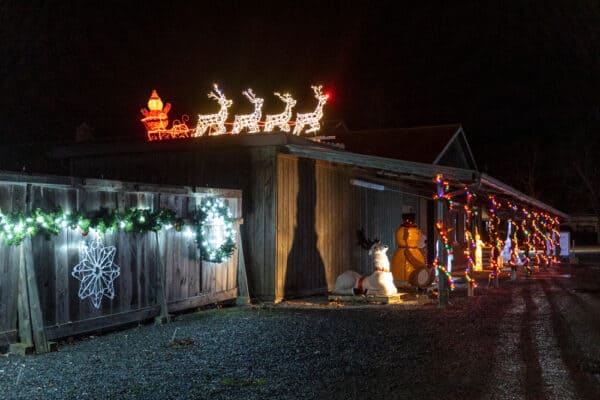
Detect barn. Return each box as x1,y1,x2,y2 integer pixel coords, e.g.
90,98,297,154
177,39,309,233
50,125,567,302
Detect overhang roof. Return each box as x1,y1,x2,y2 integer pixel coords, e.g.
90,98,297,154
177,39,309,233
283,143,568,219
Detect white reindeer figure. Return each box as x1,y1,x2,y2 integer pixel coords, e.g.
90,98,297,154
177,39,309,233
263,92,297,132
293,85,329,135
194,84,233,137
231,89,264,134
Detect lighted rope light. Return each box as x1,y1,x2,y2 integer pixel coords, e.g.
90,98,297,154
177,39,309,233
72,236,120,309
196,197,236,263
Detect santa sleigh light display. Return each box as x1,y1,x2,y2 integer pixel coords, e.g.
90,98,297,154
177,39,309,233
140,84,329,141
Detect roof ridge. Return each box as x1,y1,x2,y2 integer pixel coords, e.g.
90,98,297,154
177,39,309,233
342,124,462,134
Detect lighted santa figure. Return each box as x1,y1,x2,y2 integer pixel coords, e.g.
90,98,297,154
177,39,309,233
140,89,171,136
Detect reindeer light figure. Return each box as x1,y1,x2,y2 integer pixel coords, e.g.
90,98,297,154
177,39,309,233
293,85,329,135
263,92,297,132
194,84,233,137
231,89,264,134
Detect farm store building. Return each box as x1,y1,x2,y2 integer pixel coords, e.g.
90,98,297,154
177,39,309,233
51,125,567,301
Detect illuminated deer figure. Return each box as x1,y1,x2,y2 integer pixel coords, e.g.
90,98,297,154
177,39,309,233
194,84,233,136
293,85,329,135
231,89,264,134
263,92,296,132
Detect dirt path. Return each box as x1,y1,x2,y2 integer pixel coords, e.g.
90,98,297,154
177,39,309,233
483,267,600,400
1,265,598,400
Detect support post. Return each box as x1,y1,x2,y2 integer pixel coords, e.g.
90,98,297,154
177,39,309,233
235,219,250,306
154,231,170,324
467,282,474,297
436,202,449,308
511,266,517,281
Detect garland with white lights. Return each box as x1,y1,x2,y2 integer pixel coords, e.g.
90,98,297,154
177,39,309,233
0,207,184,246
195,197,236,263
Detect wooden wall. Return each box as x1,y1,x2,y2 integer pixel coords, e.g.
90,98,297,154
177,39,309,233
0,175,240,343
276,155,421,300
67,146,277,300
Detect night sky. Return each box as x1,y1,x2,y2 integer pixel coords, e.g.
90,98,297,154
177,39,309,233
2,1,599,213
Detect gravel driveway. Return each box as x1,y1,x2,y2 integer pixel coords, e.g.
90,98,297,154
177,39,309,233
1,265,599,399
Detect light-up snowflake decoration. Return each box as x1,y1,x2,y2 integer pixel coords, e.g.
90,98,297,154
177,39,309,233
72,237,120,309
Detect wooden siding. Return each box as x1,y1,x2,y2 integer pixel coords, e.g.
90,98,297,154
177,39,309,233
276,154,421,300
0,176,240,342
67,146,277,300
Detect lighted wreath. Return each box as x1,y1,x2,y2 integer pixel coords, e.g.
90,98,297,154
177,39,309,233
195,197,236,263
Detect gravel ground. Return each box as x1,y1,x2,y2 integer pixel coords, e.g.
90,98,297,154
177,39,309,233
1,264,599,400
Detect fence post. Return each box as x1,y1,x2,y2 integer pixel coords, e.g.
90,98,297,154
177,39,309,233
12,242,34,355
23,236,50,353
154,231,170,324
235,218,250,306
11,185,50,354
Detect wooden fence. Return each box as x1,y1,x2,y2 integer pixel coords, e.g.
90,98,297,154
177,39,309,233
0,172,242,353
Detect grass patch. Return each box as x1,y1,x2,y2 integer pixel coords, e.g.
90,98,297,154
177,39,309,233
166,338,195,349
221,377,266,388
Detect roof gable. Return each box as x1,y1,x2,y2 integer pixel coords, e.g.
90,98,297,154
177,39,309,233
321,124,478,170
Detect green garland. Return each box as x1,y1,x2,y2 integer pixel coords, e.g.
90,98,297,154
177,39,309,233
0,207,184,246
195,197,236,263
0,200,238,264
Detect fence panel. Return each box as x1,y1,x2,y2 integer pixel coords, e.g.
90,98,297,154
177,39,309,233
0,173,241,346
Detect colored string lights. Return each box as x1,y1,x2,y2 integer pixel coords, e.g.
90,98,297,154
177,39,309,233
432,174,561,290
434,221,455,291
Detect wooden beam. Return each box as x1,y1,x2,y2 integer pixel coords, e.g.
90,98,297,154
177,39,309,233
166,288,238,312
45,306,160,340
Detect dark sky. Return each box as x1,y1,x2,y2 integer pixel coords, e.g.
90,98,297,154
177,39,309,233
2,1,600,211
